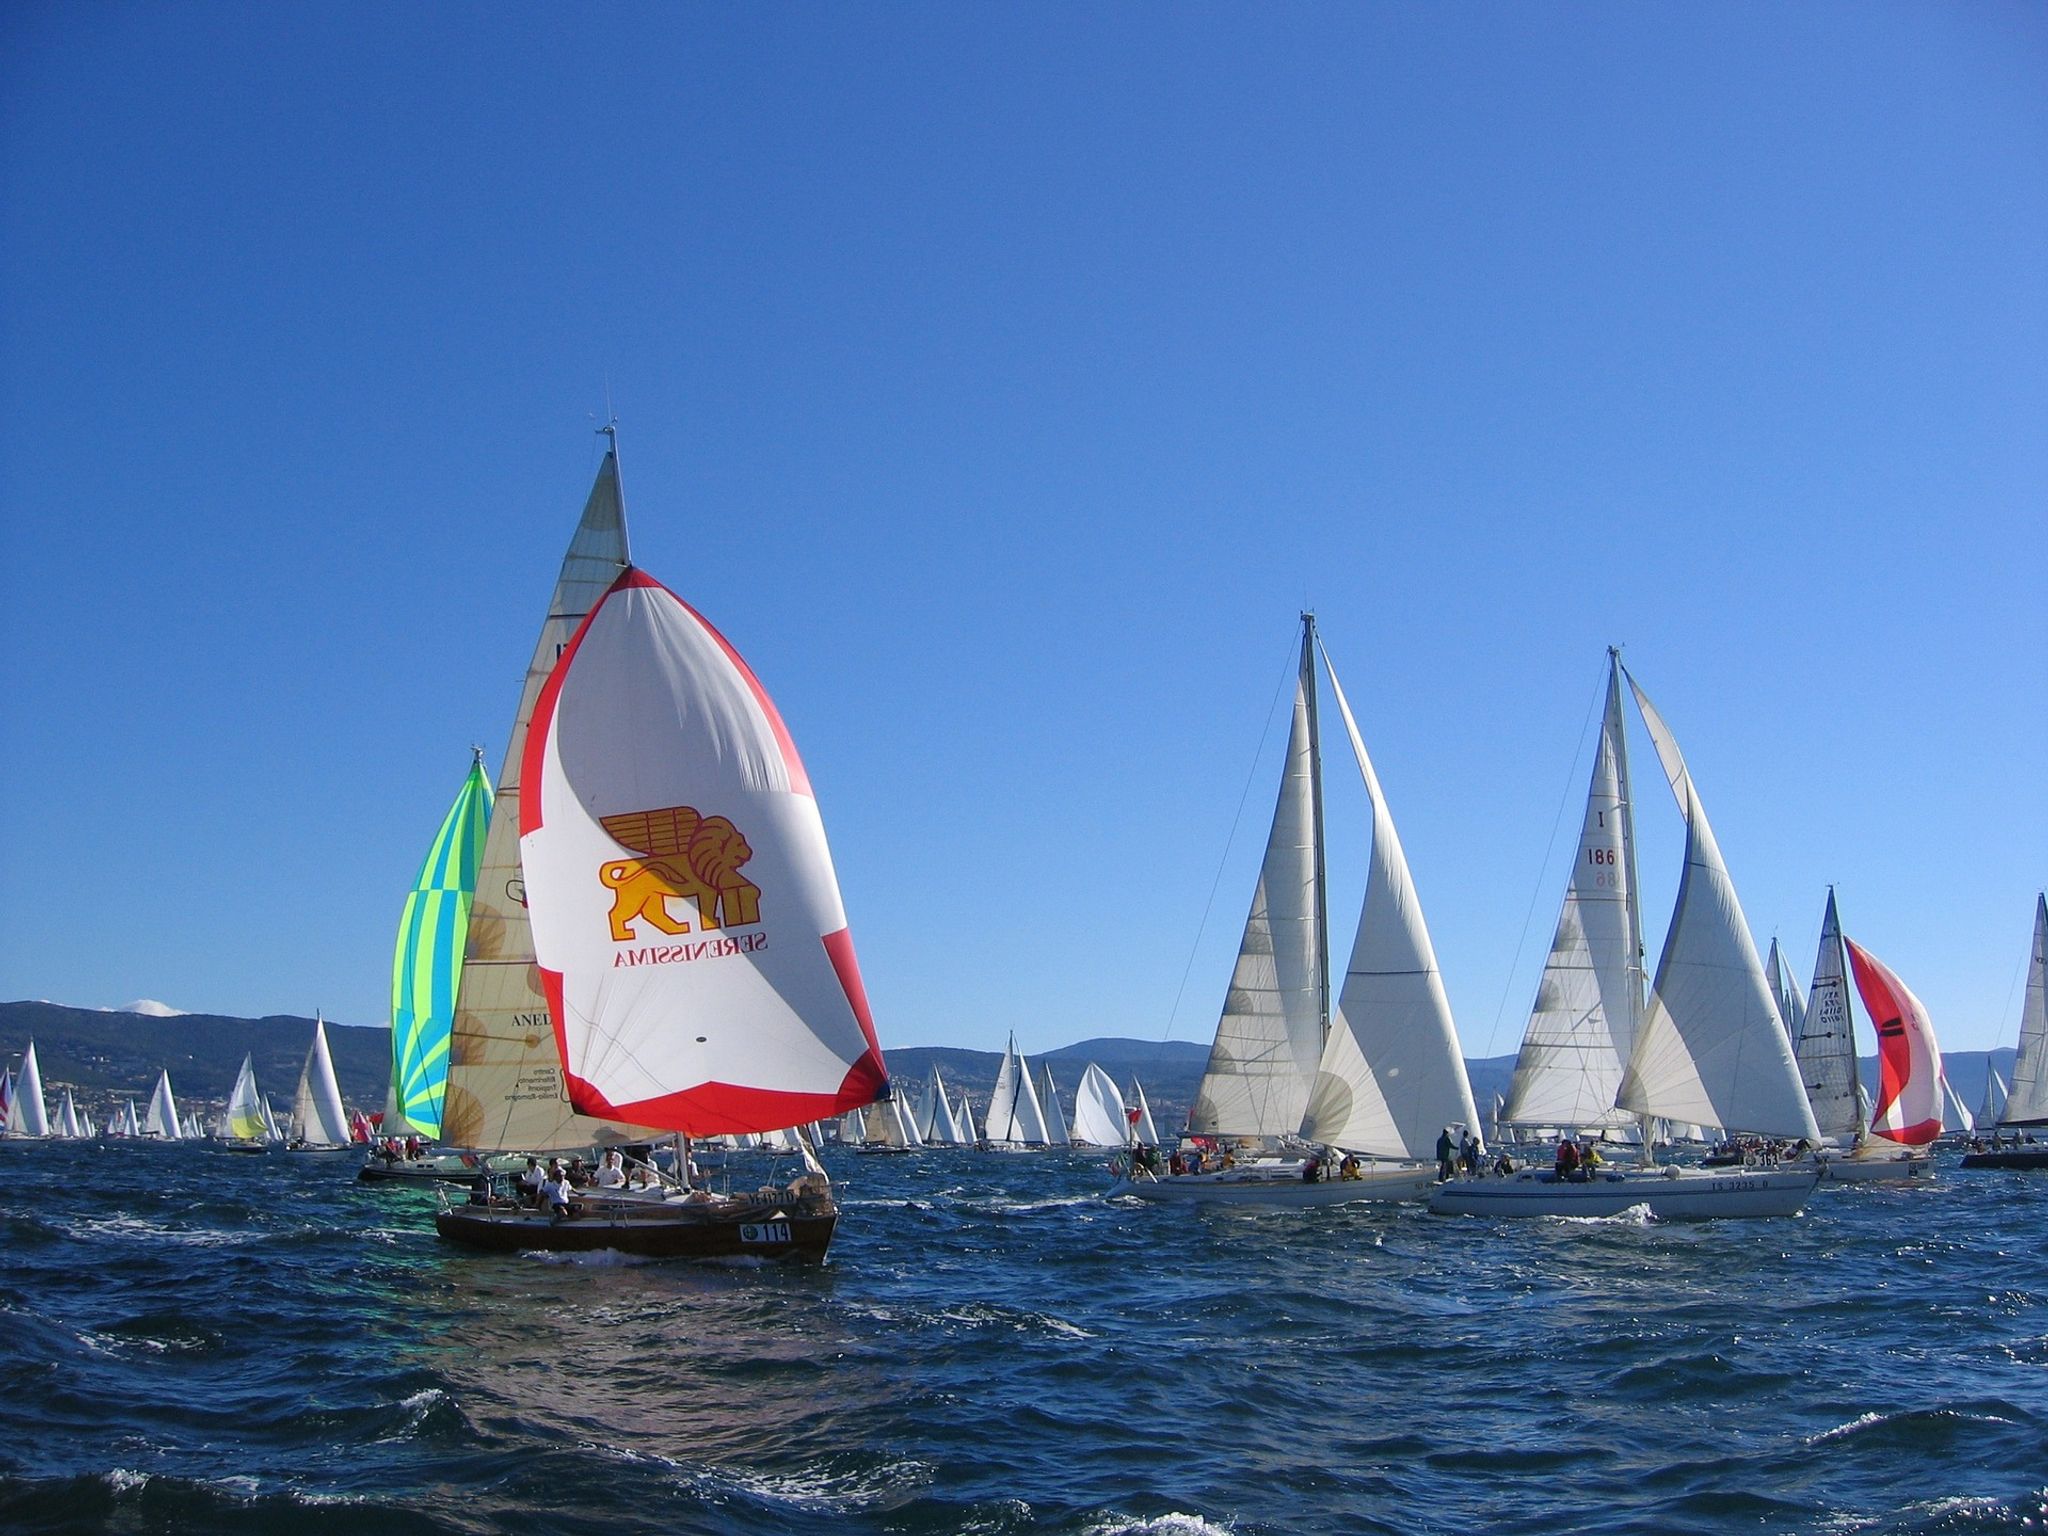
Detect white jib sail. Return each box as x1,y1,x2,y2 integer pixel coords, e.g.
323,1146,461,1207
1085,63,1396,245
1797,890,1865,1140
446,451,659,1153
1615,674,1819,1142
2002,893,2048,1127
10,1042,49,1137
1189,648,1325,1138
145,1071,180,1139
1131,1079,1160,1145
1039,1064,1071,1144
1978,1069,2009,1131
293,1016,351,1147
927,1067,966,1145
260,1096,283,1143
1939,1073,1973,1134
225,1055,266,1140
1071,1064,1130,1147
520,568,887,1137
1302,650,1481,1159
1502,666,1639,1131
1766,939,1806,1043
57,1089,81,1139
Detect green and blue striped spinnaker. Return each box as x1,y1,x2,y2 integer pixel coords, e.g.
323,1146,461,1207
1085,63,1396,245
390,755,493,1139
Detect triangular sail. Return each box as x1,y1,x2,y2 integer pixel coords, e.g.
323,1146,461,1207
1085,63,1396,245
57,1089,81,1139
2002,893,2048,1127
145,1071,180,1139
1070,1064,1130,1147
926,1067,967,1146
1615,672,1820,1142
0,1070,12,1130
1766,939,1805,1044
1131,1079,1160,1145
225,1054,267,1141
391,752,493,1140
1502,663,1640,1131
984,1036,1050,1145
260,1096,282,1143
1303,649,1482,1159
444,451,662,1151
862,1095,923,1148
1844,937,1943,1146
7,1043,48,1137
1938,1073,1973,1135
1039,1064,1071,1144
519,566,889,1136
1796,889,1865,1140
1977,1068,2009,1130
1189,631,1325,1138
292,1016,351,1147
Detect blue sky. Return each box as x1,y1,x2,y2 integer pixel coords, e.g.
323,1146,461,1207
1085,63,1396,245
2,4,2042,1058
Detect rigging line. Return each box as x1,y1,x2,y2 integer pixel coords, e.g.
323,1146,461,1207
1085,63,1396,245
1477,656,1609,1063
1159,629,1301,1045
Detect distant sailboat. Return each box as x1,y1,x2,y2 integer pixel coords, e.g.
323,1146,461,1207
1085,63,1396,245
1938,1073,1974,1139
1435,654,1821,1219
3,1042,50,1138
218,1054,272,1151
290,1014,353,1154
1962,893,2048,1171
1070,1064,1130,1148
1975,1069,2009,1135
1119,614,1475,1205
923,1067,970,1147
1039,1064,1072,1146
982,1035,1050,1149
860,1094,923,1153
390,749,494,1141
143,1071,181,1140
56,1088,82,1140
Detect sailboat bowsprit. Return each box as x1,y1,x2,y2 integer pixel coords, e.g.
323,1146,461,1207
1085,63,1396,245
433,445,889,1261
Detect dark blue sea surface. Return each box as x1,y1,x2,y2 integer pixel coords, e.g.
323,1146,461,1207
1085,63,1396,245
2,1141,2044,1535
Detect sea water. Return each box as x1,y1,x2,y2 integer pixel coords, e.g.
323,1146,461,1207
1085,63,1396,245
1,1140,2044,1535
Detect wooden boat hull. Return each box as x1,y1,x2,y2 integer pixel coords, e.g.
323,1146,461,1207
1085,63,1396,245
1112,1162,1435,1206
1429,1166,1820,1219
1816,1152,1932,1183
434,1194,837,1261
1959,1146,2048,1171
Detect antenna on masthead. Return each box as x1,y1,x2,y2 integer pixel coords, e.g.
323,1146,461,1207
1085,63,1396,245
596,415,632,565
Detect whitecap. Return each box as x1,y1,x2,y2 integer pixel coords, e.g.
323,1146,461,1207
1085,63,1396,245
1084,1513,1236,1536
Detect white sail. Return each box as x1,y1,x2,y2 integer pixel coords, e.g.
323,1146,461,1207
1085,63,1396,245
7,1042,49,1137
292,1015,351,1147
984,1036,1050,1145
1766,939,1806,1043
260,1096,283,1143
1071,1064,1130,1147
145,1071,180,1139
2002,893,2048,1127
863,1094,923,1148
1189,641,1326,1138
445,451,663,1152
1131,1078,1160,1145
1796,890,1865,1140
836,1107,866,1144
121,1099,139,1137
1939,1073,1973,1134
1615,673,1820,1142
519,565,889,1138
225,1055,267,1141
1302,650,1482,1159
57,1089,81,1139
1502,664,1640,1131
926,1067,968,1146
1977,1068,2009,1131
1039,1064,1071,1144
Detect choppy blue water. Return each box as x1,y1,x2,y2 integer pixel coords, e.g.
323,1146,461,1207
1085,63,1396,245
2,1141,2044,1536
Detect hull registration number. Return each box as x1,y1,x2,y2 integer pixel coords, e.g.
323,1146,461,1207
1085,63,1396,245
740,1222,791,1245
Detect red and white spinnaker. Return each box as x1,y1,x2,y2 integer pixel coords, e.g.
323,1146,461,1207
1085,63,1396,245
1843,937,1943,1146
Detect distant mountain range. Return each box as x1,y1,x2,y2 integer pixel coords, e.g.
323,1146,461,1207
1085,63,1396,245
1,1000,2019,1134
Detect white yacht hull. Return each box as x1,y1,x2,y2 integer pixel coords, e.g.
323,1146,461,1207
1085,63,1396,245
1816,1151,1932,1183
1112,1161,1435,1206
1428,1165,1819,1219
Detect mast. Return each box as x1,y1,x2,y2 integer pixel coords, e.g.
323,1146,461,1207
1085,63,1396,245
1607,649,1656,1163
1302,613,1330,1050
599,420,634,565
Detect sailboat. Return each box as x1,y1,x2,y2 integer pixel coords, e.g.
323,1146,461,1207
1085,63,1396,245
1974,1069,2009,1137
1938,1072,1974,1142
142,1071,181,1140
216,1054,272,1152
1962,893,2048,1171
434,442,889,1260
1039,1063,1072,1146
919,1066,971,1147
389,749,494,1143
1070,1064,1131,1148
1434,654,1821,1219
289,1014,355,1157
55,1088,82,1140
1116,614,1476,1205
981,1034,1050,1149
2,1042,50,1139
859,1092,924,1153
1789,890,1932,1182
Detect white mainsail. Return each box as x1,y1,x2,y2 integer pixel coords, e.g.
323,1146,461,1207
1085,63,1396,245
1978,1068,2010,1131
444,449,663,1152
1796,889,1865,1141
1070,1063,1130,1147
7,1042,49,1137
925,1066,968,1146
2001,893,2048,1127
1039,1064,1072,1144
145,1071,180,1139
224,1054,267,1141
292,1015,351,1148
57,1089,81,1139
1615,673,1819,1143
1502,662,1640,1132
1939,1073,1973,1135
984,1035,1051,1145
519,565,889,1137
1302,648,1482,1159
1188,637,1325,1138
1130,1078,1160,1145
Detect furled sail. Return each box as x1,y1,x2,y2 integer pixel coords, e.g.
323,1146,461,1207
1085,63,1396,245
1615,672,1819,1142
225,1055,267,1141
445,450,662,1152
145,1071,181,1139
1797,890,1865,1140
1039,1064,1072,1144
1189,635,1325,1138
519,567,889,1136
1070,1064,1130,1147
1503,662,1640,1132
6,1042,48,1137
1843,937,1943,1146
292,1015,351,1148
1303,650,1482,1159
391,751,494,1140
2002,893,2048,1127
